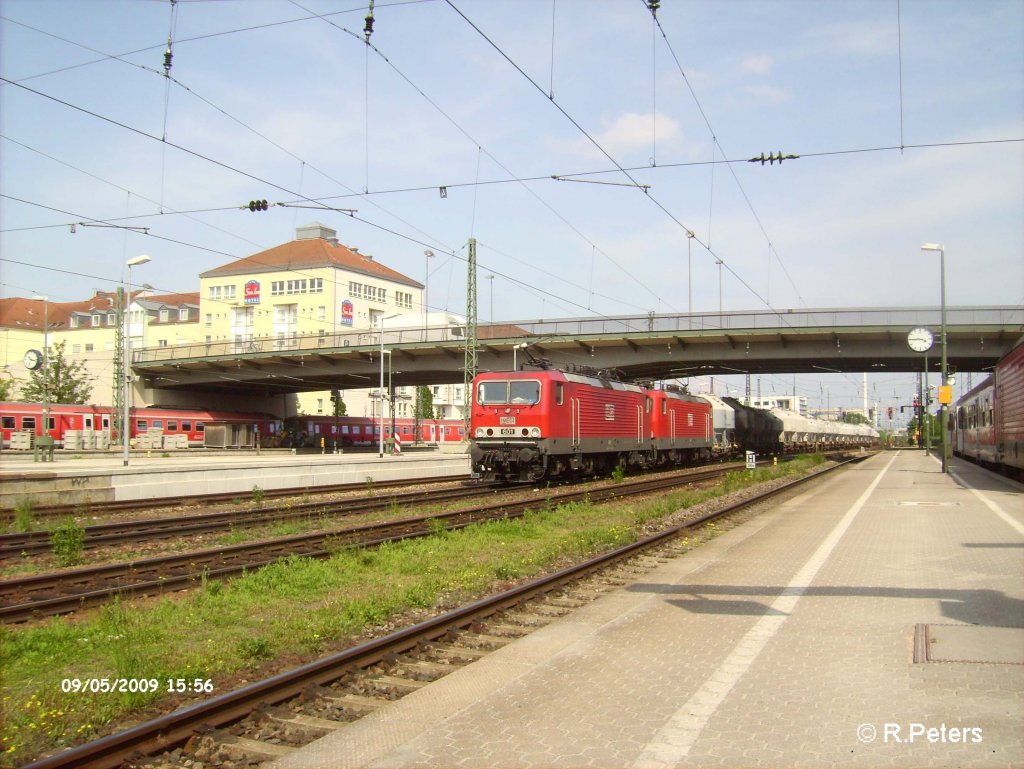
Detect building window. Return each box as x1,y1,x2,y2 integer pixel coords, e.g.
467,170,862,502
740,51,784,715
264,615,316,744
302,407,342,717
85,343,94,352
272,281,285,296
158,339,168,347
209,286,222,300
106,312,116,325
310,278,323,293
317,305,326,321
224,285,236,299
72,344,81,353
92,314,102,326
286,279,307,294
205,313,212,327
70,316,80,329
179,308,189,321
159,309,169,322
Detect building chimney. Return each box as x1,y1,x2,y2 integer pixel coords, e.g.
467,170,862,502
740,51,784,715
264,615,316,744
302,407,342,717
296,222,338,246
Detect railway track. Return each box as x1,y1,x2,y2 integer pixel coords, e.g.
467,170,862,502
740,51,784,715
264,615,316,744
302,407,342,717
0,465,736,623
0,473,471,523
20,454,869,769
0,481,487,559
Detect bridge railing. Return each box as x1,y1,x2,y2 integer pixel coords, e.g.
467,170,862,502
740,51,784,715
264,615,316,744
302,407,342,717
132,306,1022,364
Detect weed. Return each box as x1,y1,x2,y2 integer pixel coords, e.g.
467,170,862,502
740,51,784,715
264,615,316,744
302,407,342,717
161,452,170,459
237,636,274,662
251,485,265,506
364,475,375,495
610,465,627,483
13,498,35,533
50,517,85,567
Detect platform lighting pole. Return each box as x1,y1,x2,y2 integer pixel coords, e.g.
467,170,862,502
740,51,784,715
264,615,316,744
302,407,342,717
715,259,723,320
123,255,151,466
921,243,948,473
513,341,527,371
32,296,50,440
378,313,399,458
686,230,694,329
485,274,494,324
423,250,434,340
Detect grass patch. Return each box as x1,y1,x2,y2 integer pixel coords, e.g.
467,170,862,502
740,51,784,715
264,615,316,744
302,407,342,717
1,454,827,764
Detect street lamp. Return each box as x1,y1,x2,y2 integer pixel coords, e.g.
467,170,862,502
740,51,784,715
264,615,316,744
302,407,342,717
921,243,948,473
379,313,400,457
123,255,151,466
423,250,434,339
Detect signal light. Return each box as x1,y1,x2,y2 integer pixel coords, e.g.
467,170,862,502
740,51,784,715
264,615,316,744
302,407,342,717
248,200,269,212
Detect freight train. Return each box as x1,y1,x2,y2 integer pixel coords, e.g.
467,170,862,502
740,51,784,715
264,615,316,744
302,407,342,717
469,369,877,483
0,402,466,450
951,336,1024,479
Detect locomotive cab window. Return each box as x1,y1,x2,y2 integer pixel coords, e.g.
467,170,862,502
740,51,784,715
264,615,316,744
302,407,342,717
2,416,14,429
477,379,541,405
556,382,563,405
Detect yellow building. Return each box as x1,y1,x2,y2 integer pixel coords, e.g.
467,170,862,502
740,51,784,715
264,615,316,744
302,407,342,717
198,223,424,417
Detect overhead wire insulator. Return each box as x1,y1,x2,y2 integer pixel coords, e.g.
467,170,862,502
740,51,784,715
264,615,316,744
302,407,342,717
163,38,173,76
364,0,375,41
247,200,270,212
748,151,800,165
646,0,660,16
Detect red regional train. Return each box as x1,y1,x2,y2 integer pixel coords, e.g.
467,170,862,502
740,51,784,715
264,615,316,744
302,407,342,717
469,369,713,482
951,336,1024,479
0,402,466,451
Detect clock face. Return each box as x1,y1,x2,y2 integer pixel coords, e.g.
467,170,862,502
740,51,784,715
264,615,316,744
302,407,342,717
907,327,934,353
23,349,43,370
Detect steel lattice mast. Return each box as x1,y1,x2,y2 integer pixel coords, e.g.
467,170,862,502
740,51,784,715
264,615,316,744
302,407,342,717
111,286,125,444
463,237,478,435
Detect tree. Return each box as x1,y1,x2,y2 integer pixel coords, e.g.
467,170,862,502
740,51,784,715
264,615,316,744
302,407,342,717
0,377,14,402
413,386,434,444
18,340,92,404
841,412,870,425
329,389,347,417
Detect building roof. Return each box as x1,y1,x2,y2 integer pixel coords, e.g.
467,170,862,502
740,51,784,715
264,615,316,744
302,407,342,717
0,291,200,331
199,224,422,289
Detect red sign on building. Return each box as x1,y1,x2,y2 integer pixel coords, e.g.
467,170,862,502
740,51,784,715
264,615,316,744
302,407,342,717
341,300,353,326
244,280,261,305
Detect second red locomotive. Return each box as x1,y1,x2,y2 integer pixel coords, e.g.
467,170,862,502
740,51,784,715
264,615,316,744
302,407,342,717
469,369,712,482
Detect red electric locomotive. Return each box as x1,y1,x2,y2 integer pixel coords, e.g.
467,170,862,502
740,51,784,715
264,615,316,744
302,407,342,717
648,386,714,465
470,370,714,482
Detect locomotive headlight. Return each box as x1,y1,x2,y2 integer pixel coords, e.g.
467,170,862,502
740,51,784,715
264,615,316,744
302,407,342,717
475,427,485,438
530,427,541,437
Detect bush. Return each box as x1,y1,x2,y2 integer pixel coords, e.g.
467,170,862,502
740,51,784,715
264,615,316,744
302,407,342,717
50,517,85,567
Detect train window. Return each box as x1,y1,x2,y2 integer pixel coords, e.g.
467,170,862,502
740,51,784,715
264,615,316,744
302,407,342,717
47,417,55,430
2,416,14,429
659,399,665,415
151,420,163,429
509,380,540,404
167,421,178,431
182,421,192,431
22,417,36,430
478,380,508,404
352,425,360,434
137,420,148,431
196,422,205,432
556,382,563,406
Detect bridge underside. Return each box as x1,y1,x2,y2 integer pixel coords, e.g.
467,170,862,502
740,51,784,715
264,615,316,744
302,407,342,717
135,317,1022,396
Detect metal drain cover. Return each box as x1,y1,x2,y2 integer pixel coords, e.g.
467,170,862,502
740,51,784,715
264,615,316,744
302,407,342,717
914,624,1024,664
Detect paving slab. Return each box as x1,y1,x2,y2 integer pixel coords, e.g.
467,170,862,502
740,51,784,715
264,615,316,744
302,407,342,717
269,450,1024,769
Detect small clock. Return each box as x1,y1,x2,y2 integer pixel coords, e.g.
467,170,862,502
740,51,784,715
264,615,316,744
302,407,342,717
907,327,934,353
23,349,43,370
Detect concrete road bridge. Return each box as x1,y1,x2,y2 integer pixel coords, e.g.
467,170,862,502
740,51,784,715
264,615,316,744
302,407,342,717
134,306,1023,396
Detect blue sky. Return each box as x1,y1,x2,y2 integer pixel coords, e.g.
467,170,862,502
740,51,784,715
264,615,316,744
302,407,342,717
1,0,1022,413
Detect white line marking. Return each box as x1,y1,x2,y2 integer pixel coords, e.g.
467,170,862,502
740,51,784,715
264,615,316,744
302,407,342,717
632,452,899,769
950,470,1024,537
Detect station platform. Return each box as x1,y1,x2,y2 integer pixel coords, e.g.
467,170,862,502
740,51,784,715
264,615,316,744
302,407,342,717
0,447,470,508
270,450,1024,769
